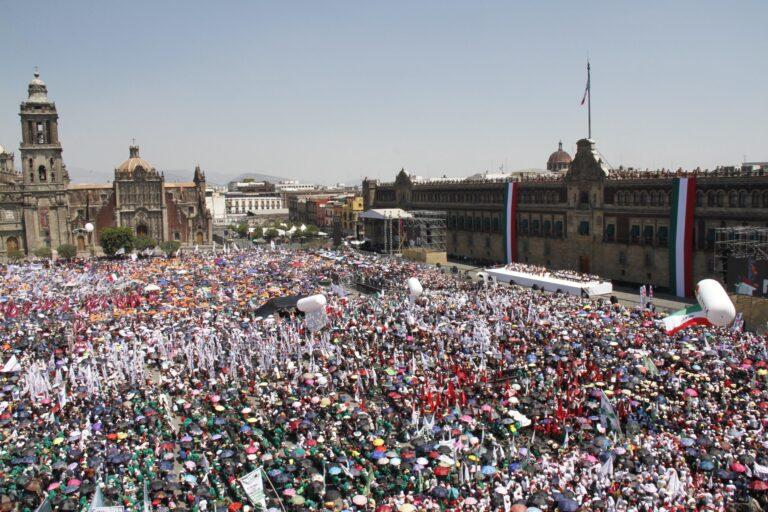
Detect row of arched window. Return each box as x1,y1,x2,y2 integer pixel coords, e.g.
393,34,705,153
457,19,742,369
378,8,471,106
518,190,562,204
615,190,670,206
697,189,768,208
412,190,503,204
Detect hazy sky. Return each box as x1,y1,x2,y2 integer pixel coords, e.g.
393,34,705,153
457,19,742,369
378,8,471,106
1,1,766,185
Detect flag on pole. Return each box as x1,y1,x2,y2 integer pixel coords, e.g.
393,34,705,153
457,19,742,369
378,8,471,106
660,304,711,335
598,455,614,479
239,468,267,510
599,391,621,434
580,66,590,106
114,247,126,256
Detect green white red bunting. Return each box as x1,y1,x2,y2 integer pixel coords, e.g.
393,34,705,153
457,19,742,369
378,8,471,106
669,177,696,297
504,182,518,264
661,304,711,335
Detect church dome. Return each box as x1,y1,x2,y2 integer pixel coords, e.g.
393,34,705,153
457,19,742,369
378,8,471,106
116,145,156,176
547,141,572,172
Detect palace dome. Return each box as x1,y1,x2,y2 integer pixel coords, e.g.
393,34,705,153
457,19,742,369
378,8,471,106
547,141,572,172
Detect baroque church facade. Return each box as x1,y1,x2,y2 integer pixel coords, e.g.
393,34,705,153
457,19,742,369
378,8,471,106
0,72,212,258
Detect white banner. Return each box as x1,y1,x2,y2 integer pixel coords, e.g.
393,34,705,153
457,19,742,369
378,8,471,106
239,468,267,510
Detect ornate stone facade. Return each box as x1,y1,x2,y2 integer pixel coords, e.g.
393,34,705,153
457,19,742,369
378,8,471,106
363,138,768,292
0,72,213,257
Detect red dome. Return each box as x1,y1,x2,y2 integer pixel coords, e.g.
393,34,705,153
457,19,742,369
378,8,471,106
547,141,572,171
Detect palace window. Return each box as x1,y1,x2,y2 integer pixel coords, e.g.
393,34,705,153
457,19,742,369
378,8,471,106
604,224,615,242
630,225,640,243
716,190,725,207
645,253,654,267
738,191,748,208
531,219,540,235
728,190,738,207
554,220,564,238
696,191,704,207
657,226,669,246
578,221,590,236
707,191,716,207
38,165,47,181
643,225,654,244
543,220,552,237
520,219,529,235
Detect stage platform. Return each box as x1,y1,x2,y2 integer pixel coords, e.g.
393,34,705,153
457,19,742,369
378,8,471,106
484,267,613,297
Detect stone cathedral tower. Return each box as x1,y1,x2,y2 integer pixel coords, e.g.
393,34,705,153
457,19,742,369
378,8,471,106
19,71,71,251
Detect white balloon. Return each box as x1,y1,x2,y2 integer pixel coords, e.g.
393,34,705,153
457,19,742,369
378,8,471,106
406,277,423,298
695,279,736,327
84,222,95,233
297,294,327,313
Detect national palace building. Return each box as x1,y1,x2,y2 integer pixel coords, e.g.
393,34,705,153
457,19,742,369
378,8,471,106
363,138,768,294
0,72,212,257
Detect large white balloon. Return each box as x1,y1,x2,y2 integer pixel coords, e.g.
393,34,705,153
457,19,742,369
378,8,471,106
407,277,423,298
695,279,736,327
297,294,327,313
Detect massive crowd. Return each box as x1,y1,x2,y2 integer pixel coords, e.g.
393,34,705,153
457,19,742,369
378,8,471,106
0,248,766,512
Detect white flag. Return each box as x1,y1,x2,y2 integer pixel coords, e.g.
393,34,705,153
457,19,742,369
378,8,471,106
239,468,267,510
114,247,126,256
1,355,21,373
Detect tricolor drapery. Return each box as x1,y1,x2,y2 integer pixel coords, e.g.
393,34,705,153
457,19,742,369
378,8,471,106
669,177,697,297
503,182,518,264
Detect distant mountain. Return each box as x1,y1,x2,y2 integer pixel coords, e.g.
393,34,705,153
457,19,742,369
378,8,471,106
225,172,290,184
62,167,290,187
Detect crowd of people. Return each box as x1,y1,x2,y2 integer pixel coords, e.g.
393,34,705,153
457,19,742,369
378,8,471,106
0,248,766,512
502,263,604,284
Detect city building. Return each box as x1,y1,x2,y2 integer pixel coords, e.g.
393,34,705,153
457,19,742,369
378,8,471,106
363,139,768,293
0,72,212,258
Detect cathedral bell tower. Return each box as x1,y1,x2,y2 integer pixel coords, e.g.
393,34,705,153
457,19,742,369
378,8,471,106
19,70,71,252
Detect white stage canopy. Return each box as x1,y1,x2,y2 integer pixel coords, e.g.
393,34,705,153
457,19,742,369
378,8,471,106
485,267,612,297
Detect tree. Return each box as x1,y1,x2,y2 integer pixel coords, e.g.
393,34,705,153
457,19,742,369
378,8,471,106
304,224,320,238
6,249,24,261
263,228,279,240
100,227,135,256
33,247,52,259
160,240,181,257
56,244,77,260
235,222,249,238
135,236,158,253
250,226,263,239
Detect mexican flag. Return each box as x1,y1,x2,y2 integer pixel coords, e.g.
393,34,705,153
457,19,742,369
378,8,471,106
661,304,711,335
669,177,696,297
503,182,519,264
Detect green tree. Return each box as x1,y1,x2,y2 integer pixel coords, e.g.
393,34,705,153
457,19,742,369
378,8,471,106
56,244,77,260
250,226,263,239
7,249,24,261
135,236,157,252
100,227,135,256
304,224,320,238
160,240,181,257
235,222,249,238
33,247,52,259
263,228,279,240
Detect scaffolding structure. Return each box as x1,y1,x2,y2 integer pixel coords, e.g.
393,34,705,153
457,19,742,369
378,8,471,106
714,226,768,274
406,210,447,252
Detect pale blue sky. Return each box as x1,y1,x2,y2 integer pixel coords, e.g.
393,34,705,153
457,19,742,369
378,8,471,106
0,0,765,185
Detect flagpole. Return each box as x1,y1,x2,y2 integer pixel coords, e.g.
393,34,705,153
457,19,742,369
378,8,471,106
587,61,591,139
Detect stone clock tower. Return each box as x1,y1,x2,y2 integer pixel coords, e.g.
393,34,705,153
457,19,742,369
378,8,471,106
19,71,71,251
